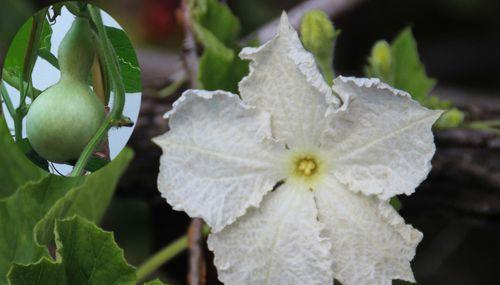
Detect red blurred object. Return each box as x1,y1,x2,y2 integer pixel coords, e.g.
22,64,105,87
141,0,181,42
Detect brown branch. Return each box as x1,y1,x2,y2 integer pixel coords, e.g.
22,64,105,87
181,0,199,88
188,218,206,285
138,0,365,88
242,0,366,44
180,1,206,284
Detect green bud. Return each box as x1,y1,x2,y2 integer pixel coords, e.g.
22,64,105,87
368,40,392,81
435,108,465,129
300,9,340,85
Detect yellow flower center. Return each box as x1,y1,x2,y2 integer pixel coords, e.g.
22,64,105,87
287,151,326,188
296,158,317,176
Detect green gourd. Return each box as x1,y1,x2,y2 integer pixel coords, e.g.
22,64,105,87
26,17,105,163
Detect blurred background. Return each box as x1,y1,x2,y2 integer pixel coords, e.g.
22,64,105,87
1,0,499,284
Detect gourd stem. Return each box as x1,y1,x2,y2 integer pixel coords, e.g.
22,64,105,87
89,7,125,119
71,116,113,176
70,6,126,176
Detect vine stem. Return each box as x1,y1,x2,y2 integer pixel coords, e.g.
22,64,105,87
0,82,15,120
2,72,41,98
465,120,500,134
0,82,22,140
6,8,47,143
70,5,126,176
136,226,210,282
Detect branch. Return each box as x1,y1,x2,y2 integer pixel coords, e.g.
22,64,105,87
181,0,199,88
138,0,365,88
188,218,206,285
243,0,366,44
180,1,206,285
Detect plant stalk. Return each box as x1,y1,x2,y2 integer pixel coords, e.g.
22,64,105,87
0,82,15,118
9,9,47,142
136,226,210,282
465,120,500,134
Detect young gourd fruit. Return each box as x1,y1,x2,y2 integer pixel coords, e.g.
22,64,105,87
26,17,105,163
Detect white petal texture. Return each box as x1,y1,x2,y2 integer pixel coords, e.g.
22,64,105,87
208,183,333,285
314,176,423,285
324,76,442,200
154,12,440,285
153,90,286,232
239,13,340,148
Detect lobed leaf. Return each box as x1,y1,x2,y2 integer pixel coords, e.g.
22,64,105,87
0,148,132,284
391,28,437,104
0,118,46,198
8,216,136,285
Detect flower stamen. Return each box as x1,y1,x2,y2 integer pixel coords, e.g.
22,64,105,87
288,153,325,187
297,158,317,176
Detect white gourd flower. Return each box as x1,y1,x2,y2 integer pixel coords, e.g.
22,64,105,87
153,12,442,285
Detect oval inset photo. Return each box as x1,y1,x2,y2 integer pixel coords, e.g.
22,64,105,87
1,2,141,175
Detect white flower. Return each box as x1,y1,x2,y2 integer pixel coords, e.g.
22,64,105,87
153,12,442,285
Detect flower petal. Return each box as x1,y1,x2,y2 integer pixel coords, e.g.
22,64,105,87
152,90,285,232
324,76,442,199
208,183,333,285
315,176,422,285
239,12,340,148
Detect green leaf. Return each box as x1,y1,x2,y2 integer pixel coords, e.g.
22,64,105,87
15,138,49,172
190,0,250,91
191,22,235,61
364,28,465,128
300,9,339,85
3,17,53,89
8,216,136,285
38,49,59,69
198,49,249,93
191,0,241,61
192,0,241,47
144,279,168,285
3,18,32,83
365,29,437,104
40,18,52,53
365,29,437,102
0,149,132,284
84,155,110,172
34,149,133,246
105,27,142,93
391,28,437,103
0,177,80,284
0,117,46,198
